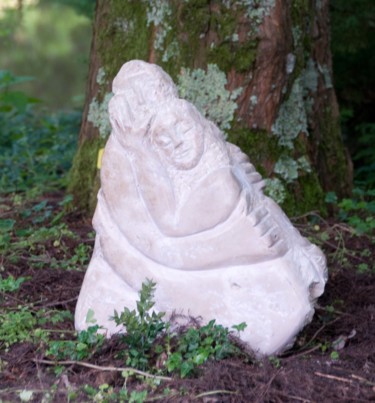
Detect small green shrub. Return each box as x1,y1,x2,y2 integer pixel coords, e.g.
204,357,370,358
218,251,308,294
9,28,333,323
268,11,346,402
112,280,166,370
0,307,37,347
46,325,104,361
0,218,16,251
0,274,29,292
112,280,246,377
83,383,148,403
0,307,73,349
166,320,245,378
326,188,375,235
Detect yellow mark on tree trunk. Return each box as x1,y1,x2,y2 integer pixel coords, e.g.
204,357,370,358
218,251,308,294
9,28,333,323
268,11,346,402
97,148,104,169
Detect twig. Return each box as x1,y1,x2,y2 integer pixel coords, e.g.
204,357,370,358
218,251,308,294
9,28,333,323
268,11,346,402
0,291,32,307
314,371,353,384
319,239,365,262
18,255,51,263
351,374,375,386
43,329,76,334
1,295,78,317
0,388,50,395
331,222,359,235
35,297,78,308
305,316,342,345
275,391,312,402
291,211,326,224
281,316,342,359
193,390,237,399
314,305,350,316
33,359,172,381
257,370,280,402
145,391,180,401
283,343,322,360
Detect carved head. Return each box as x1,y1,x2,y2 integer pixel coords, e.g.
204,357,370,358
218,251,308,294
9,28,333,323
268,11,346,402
112,60,178,104
150,99,206,170
110,60,179,145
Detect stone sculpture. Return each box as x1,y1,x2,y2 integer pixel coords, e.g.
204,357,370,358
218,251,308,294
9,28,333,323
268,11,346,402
75,60,327,355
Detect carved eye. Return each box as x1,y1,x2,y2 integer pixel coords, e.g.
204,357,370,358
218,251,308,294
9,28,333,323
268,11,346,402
178,123,193,135
156,134,172,148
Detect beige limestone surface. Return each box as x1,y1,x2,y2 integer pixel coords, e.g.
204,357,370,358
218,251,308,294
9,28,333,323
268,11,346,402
75,60,327,355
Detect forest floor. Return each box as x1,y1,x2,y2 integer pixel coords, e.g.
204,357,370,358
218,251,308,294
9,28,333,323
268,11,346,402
0,191,374,402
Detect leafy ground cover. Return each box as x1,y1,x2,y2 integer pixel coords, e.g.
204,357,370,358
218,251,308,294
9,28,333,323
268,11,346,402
0,189,374,402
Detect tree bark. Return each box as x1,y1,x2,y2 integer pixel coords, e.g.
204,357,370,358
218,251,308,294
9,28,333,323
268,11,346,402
69,0,352,215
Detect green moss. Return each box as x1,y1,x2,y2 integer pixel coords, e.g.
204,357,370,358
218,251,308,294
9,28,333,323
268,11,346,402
179,0,210,40
228,128,282,176
228,124,326,215
278,127,325,216
241,0,275,25
208,42,233,72
97,1,260,81
98,0,150,80
67,137,105,214
205,6,236,71
282,172,326,216
208,39,257,73
156,1,258,76
228,127,326,215
318,107,352,198
205,3,258,72
233,41,258,71
291,0,309,28
290,0,314,78
171,0,210,72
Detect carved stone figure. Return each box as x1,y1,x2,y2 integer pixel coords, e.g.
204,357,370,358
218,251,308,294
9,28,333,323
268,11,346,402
75,60,327,355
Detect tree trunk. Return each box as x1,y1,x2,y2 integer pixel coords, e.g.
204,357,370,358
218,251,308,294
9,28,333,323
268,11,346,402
68,0,352,215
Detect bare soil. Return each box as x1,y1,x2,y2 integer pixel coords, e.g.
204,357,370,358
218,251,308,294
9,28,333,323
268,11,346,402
1,192,374,402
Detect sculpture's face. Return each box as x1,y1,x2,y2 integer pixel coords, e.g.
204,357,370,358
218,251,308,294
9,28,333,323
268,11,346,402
152,109,205,170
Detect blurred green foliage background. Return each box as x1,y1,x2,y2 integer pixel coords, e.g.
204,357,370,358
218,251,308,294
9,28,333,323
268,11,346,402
330,0,375,188
0,0,94,194
0,0,93,110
